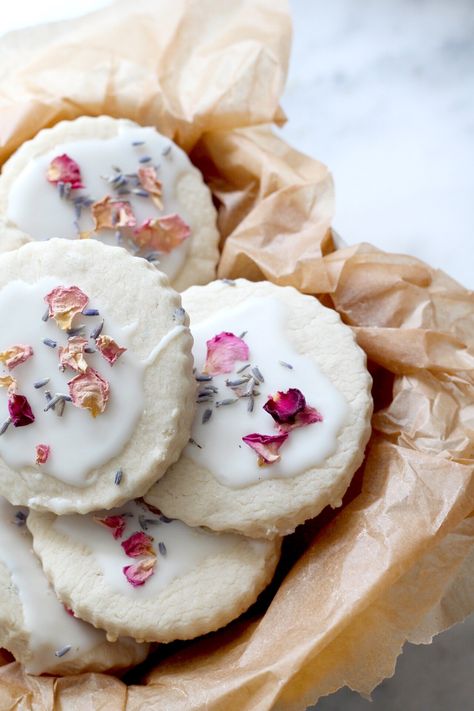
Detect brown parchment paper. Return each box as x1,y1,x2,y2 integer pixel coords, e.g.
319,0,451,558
1,1,474,709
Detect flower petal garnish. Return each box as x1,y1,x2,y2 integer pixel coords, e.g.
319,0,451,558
138,166,163,209
0,375,16,392
0,345,33,370
123,558,156,587
132,214,190,253
242,432,289,466
93,515,126,540
68,368,109,417
263,388,323,432
95,335,127,366
121,531,155,558
46,154,84,190
91,196,136,231
8,393,35,428
203,332,249,376
35,444,50,465
45,286,89,330
58,337,89,373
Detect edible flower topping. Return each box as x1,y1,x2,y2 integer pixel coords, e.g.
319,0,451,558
96,335,127,366
93,515,126,540
263,388,323,432
68,368,110,417
46,154,84,190
91,196,136,231
121,531,155,558
0,345,33,370
45,286,89,330
35,444,50,465
242,432,288,466
132,214,191,253
58,337,89,373
137,166,163,209
123,558,156,587
8,393,35,428
203,332,249,376
0,375,16,392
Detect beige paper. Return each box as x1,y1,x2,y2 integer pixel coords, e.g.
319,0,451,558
0,1,473,709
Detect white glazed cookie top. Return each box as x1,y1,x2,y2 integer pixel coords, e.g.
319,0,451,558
7,126,193,280
186,297,349,487
0,277,144,487
0,497,104,674
54,499,267,595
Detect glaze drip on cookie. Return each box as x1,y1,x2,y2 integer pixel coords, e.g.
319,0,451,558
7,127,192,280
185,298,350,487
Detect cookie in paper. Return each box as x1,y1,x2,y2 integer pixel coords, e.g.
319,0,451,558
0,497,148,675
0,238,195,514
27,499,281,643
145,279,373,538
0,115,220,290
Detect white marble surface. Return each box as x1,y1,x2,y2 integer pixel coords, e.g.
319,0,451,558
1,1,473,708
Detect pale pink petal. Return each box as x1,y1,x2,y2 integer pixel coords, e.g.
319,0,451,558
203,332,249,376
46,154,84,189
35,444,50,465
123,558,156,587
91,196,136,231
45,286,89,330
138,166,163,209
132,214,190,253
242,432,289,466
68,368,109,418
0,345,33,370
96,335,126,366
58,337,89,373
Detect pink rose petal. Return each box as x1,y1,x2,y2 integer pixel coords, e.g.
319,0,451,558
242,432,289,466
203,332,249,376
68,368,110,418
137,166,163,209
58,336,89,373
0,345,33,370
46,154,84,190
45,286,89,330
91,196,136,231
263,388,323,432
95,335,127,366
93,515,126,540
35,444,50,465
123,557,156,587
121,531,155,558
8,393,35,428
132,214,190,253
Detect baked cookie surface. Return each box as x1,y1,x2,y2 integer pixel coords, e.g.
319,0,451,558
0,239,195,514
145,279,373,538
27,499,281,643
0,116,220,290
0,497,148,675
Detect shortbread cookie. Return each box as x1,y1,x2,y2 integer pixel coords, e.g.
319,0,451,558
0,116,220,291
145,279,373,538
27,499,281,643
0,239,195,514
0,497,148,675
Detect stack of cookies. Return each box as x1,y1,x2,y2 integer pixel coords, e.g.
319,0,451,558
0,118,372,675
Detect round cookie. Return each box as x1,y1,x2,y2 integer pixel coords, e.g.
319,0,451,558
0,116,220,291
0,238,195,514
27,499,281,643
145,279,373,538
0,497,148,675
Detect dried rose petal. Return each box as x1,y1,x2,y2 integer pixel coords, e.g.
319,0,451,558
68,368,109,418
93,515,126,540
8,393,35,428
45,285,89,330
46,154,84,190
242,432,289,466
96,335,126,366
0,345,33,371
91,196,136,231
123,557,156,587
35,444,50,465
138,166,163,209
263,388,323,432
121,531,155,558
203,332,249,376
0,375,16,392
132,214,190,253
63,604,75,617
58,336,89,373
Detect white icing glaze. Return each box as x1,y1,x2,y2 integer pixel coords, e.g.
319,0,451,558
7,126,193,280
185,297,350,487
142,325,187,367
0,278,144,487
54,500,265,599
0,497,104,674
